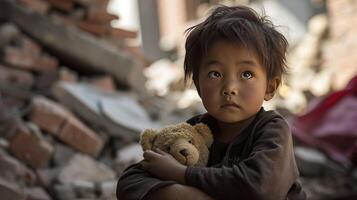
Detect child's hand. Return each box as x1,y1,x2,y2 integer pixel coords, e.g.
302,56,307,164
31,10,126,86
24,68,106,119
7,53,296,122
142,149,187,184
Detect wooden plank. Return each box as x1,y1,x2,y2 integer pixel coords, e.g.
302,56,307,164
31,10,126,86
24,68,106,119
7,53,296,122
0,0,145,90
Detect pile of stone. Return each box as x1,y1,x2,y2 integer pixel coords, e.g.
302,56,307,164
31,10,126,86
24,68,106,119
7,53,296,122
0,0,156,199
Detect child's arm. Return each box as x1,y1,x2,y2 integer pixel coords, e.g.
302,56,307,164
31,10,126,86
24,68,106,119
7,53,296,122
116,162,176,200
144,184,214,200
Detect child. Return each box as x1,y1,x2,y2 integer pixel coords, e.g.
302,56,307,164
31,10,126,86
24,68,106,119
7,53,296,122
117,5,306,200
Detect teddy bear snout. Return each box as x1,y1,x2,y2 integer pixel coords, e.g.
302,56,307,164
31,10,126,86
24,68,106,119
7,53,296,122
180,149,189,157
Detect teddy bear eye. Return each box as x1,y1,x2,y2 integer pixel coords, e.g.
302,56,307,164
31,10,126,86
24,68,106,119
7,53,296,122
188,140,192,144
167,146,171,151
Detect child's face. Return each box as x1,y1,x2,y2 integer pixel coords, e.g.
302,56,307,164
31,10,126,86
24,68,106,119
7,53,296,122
197,40,277,123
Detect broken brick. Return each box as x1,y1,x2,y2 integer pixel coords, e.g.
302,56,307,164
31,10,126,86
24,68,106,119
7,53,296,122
87,8,119,24
30,97,103,156
33,54,59,72
4,46,35,69
59,116,104,156
111,27,138,39
18,0,49,15
47,0,74,12
0,64,34,89
9,123,54,168
77,20,109,36
30,96,68,135
21,36,42,58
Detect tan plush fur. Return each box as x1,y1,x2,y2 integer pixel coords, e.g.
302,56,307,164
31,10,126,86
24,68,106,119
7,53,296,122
140,122,213,166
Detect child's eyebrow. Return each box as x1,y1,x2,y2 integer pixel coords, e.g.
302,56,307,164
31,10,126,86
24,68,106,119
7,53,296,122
203,59,257,67
238,60,257,66
202,60,221,66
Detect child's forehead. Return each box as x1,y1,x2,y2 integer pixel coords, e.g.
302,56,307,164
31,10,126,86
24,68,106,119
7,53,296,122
201,40,262,66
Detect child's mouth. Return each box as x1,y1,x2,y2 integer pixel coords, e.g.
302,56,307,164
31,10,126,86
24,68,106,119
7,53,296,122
221,103,240,109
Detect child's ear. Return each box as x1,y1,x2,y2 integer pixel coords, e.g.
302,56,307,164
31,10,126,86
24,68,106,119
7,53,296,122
193,78,201,96
264,77,280,101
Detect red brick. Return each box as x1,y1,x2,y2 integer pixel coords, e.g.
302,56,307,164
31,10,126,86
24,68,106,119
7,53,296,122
48,0,74,12
30,97,68,134
21,36,42,57
30,97,103,156
9,123,54,168
33,54,59,72
77,20,109,36
72,0,92,6
59,117,103,156
18,0,49,15
4,43,55,72
87,8,119,24
4,46,35,69
111,27,138,39
0,64,34,89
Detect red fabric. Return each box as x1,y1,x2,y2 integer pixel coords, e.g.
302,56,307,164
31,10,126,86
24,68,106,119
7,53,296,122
291,75,357,165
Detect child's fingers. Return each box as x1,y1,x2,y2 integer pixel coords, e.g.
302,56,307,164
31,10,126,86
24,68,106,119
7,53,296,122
141,160,150,170
154,148,167,155
143,150,159,160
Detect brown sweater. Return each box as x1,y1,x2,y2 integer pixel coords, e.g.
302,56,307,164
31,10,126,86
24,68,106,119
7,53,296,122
116,108,306,200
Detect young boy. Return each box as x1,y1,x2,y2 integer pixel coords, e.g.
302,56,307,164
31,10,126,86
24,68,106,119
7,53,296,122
117,5,306,200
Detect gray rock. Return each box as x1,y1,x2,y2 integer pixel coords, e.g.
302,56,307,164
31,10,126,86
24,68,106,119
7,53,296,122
99,180,117,199
295,146,346,177
53,183,76,200
58,154,116,184
114,143,143,174
24,187,52,200
72,180,96,199
53,143,75,166
52,82,160,139
0,177,25,200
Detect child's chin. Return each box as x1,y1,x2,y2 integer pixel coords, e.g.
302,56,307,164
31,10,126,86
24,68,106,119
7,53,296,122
214,114,246,123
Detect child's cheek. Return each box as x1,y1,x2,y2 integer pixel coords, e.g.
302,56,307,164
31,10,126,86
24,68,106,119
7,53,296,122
240,83,263,100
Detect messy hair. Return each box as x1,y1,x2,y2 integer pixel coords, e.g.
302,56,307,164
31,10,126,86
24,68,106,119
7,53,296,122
184,5,288,87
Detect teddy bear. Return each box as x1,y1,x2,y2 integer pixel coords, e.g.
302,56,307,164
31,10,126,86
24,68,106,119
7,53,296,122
140,122,213,167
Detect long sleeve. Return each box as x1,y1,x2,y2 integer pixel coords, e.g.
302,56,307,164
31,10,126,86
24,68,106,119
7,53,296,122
116,162,176,200
185,117,300,200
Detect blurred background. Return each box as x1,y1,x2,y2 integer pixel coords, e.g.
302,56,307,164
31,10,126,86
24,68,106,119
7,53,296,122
0,0,357,199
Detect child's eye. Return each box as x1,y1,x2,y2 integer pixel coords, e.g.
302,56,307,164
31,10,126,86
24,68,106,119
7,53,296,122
208,71,221,78
241,71,253,79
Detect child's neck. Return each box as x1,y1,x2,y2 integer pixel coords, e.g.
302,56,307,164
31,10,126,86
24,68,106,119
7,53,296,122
216,115,255,143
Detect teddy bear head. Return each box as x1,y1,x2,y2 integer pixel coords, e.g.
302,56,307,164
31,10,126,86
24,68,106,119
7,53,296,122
140,122,213,166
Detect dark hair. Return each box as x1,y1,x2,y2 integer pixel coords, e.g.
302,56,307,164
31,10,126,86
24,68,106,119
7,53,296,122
184,5,288,87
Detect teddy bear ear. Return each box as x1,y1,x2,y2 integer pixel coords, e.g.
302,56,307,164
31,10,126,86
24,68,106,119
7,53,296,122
193,123,213,147
140,129,157,151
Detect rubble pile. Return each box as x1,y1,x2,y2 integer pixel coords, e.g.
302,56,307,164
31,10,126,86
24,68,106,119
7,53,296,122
0,0,154,199
19,0,137,39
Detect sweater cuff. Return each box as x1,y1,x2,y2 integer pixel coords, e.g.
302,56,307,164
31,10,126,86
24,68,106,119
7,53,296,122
185,166,200,186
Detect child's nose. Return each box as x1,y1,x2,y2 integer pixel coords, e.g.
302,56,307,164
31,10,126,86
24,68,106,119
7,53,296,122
222,81,238,96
